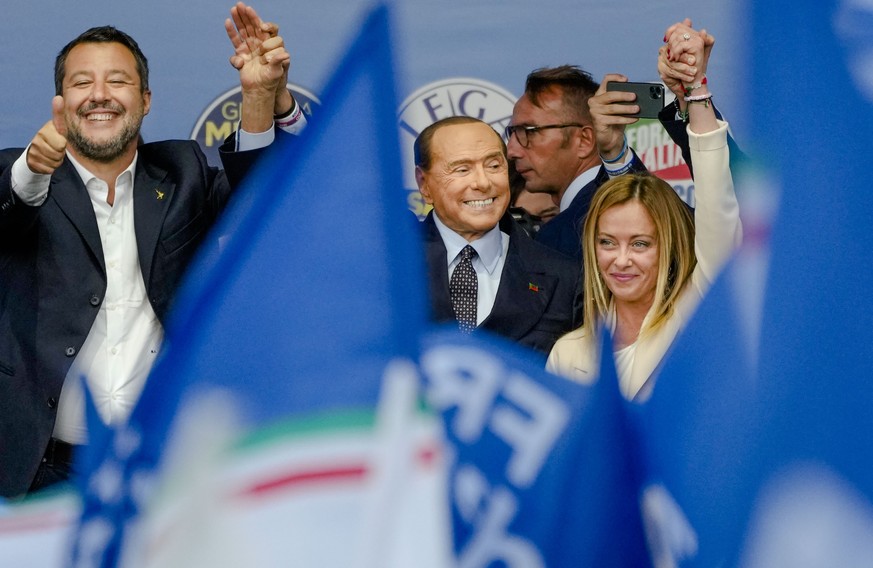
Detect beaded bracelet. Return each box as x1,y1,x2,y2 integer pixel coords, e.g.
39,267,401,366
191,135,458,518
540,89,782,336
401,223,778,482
683,76,707,97
683,92,713,103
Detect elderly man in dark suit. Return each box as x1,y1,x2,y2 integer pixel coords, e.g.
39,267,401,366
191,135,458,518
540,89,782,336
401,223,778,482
0,4,304,498
414,116,582,355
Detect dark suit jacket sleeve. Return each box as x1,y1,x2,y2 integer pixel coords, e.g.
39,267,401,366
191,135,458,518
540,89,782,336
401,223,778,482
0,149,42,240
658,102,743,180
218,128,298,189
534,154,647,262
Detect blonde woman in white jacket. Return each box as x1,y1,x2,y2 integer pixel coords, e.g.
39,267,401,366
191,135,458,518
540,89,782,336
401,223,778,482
547,21,742,401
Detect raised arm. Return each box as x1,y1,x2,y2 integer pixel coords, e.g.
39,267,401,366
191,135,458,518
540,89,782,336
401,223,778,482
26,97,69,176
224,2,291,133
588,74,639,162
659,18,714,123
588,74,649,177
664,22,718,135
663,21,742,286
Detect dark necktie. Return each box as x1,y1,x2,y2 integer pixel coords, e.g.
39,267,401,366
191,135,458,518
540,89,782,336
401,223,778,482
450,245,478,333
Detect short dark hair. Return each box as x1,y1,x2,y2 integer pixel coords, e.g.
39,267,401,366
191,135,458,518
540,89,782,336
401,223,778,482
524,65,598,125
55,26,150,96
413,116,506,171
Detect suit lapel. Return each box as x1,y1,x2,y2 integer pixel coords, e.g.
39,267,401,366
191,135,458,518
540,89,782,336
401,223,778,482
481,218,556,339
132,158,172,287
423,214,454,322
49,161,105,272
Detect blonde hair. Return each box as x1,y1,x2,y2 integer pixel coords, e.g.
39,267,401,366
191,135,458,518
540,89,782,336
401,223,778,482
581,174,696,339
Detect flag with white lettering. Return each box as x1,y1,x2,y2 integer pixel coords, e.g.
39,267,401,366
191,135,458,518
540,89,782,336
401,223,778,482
421,328,651,568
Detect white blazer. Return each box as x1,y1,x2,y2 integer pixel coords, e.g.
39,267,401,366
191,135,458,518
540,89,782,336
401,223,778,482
546,120,742,401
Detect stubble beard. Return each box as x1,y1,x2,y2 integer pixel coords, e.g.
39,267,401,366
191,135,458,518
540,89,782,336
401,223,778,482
66,103,144,163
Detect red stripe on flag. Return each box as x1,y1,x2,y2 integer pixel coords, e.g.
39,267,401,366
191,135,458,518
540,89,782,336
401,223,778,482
416,443,441,468
238,464,370,498
0,511,72,534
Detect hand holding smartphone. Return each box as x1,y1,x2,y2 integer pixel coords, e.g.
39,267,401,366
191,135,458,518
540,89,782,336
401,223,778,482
606,81,665,119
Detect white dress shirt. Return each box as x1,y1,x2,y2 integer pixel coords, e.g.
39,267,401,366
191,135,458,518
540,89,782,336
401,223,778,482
433,214,509,326
559,166,599,212
53,153,161,443
10,117,306,444
559,147,638,213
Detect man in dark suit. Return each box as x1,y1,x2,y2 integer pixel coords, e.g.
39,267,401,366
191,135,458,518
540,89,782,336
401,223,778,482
0,5,304,498
506,66,649,263
414,116,581,355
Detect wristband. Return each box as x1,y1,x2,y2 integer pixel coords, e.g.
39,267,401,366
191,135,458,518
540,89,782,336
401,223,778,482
600,135,628,164
605,159,635,177
683,92,713,103
274,97,297,120
275,100,304,128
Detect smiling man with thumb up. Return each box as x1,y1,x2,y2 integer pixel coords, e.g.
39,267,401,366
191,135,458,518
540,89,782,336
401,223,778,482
0,3,307,499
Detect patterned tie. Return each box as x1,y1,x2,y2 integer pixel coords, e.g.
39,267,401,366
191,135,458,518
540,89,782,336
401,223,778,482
450,245,478,333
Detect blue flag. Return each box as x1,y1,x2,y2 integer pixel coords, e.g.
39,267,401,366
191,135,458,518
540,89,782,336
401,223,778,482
750,0,873,472
635,3,873,566
631,256,758,568
420,328,651,568
737,1,873,564
69,5,427,566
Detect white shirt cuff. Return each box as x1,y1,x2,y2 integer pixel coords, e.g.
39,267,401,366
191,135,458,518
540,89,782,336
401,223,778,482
236,125,276,152
11,148,50,206
602,147,635,177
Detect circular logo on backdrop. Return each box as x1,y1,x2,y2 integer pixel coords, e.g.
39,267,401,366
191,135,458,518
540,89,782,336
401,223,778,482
190,83,320,166
397,78,517,218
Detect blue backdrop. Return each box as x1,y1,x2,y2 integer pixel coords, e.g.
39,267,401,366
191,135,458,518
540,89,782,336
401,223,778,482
0,0,746,153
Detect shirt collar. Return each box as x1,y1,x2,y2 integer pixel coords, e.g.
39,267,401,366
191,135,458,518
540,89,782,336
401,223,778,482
66,150,138,195
559,165,600,212
433,213,505,275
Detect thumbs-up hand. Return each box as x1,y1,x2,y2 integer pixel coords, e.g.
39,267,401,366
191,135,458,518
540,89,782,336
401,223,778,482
26,96,69,174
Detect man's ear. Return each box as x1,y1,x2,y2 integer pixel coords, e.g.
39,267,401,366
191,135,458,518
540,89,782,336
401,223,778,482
142,89,152,116
415,166,433,204
576,124,597,159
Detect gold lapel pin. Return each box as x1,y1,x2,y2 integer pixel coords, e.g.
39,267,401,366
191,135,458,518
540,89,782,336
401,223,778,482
155,188,165,201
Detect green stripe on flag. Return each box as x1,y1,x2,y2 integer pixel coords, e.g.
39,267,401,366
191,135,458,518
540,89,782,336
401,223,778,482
231,407,378,454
